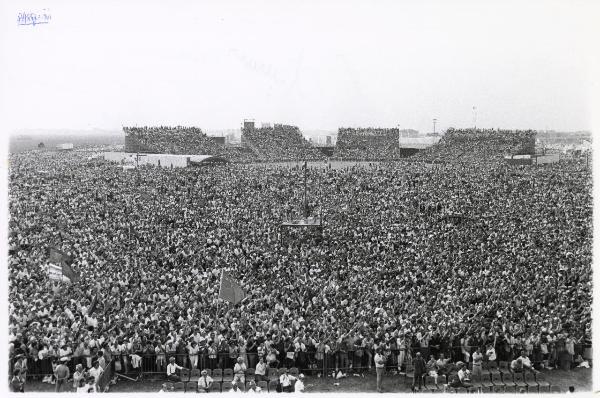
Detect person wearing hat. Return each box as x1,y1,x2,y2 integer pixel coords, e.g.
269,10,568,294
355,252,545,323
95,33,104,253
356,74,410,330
167,356,187,382
54,357,70,392
197,369,214,393
294,373,306,393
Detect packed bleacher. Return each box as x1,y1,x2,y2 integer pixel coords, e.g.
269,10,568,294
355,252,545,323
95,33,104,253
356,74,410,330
334,128,402,160
124,126,228,157
8,138,592,392
414,128,537,164
242,124,326,162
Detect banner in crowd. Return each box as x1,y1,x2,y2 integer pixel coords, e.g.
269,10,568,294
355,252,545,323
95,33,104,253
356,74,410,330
218,270,247,305
47,264,71,283
48,246,79,282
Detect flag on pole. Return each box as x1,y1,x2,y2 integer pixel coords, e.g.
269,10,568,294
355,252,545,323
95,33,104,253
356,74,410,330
218,270,247,305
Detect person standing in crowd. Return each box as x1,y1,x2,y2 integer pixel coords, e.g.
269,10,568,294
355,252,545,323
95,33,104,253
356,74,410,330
54,358,70,392
88,360,104,386
72,363,86,391
10,369,25,392
412,352,427,392
471,347,483,379
255,356,269,382
374,347,386,393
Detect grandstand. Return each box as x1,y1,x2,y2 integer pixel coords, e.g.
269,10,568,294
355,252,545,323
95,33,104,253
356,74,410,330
124,126,228,157
414,128,537,164
241,122,326,162
334,127,402,160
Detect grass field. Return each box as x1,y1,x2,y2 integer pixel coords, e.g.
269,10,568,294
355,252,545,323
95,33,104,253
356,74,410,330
23,367,592,393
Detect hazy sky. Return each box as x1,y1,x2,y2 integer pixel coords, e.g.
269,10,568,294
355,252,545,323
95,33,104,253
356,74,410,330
1,0,598,134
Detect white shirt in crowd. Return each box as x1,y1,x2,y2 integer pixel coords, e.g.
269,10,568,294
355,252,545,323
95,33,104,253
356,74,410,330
167,363,182,376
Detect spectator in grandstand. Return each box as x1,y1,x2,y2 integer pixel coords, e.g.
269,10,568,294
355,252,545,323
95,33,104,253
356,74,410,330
197,369,214,393
10,369,25,392
255,357,269,382
294,374,306,392
233,357,247,385
247,380,262,393
279,368,295,393
167,357,186,382
6,136,592,390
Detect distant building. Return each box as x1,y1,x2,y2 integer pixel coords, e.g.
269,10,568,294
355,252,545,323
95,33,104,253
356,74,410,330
56,143,74,150
326,136,332,145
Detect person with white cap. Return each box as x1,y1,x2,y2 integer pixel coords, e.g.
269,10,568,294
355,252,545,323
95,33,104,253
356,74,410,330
294,373,306,392
167,356,187,382
197,369,214,392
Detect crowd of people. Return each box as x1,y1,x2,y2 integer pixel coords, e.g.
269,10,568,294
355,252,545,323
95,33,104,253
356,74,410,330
242,124,326,162
124,126,231,158
8,128,592,392
334,128,402,160
415,128,537,164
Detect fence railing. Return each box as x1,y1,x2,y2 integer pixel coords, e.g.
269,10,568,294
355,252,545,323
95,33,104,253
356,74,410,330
10,343,591,383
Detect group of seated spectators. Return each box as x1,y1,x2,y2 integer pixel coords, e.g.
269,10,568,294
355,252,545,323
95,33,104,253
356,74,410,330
415,128,537,164
242,125,326,162
124,126,242,160
334,128,403,160
8,128,591,391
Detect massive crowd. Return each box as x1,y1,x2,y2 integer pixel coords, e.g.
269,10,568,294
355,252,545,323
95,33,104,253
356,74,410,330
124,126,231,159
415,128,537,164
334,128,402,160
8,128,592,392
242,124,326,162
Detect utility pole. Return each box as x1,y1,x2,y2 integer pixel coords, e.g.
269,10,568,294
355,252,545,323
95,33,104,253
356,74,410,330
433,119,437,135
472,106,477,130
303,161,308,218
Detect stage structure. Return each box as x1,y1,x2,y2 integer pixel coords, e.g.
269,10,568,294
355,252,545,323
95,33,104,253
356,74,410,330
280,162,323,243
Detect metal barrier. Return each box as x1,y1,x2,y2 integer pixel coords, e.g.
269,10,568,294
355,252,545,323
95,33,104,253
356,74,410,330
10,343,592,383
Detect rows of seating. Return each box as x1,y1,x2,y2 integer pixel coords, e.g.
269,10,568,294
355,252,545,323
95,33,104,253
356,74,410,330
172,366,300,393
414,128,537,164
242,124,326,161
334,127,401,160
405,361,553,393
